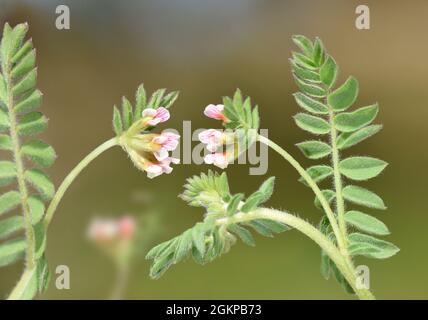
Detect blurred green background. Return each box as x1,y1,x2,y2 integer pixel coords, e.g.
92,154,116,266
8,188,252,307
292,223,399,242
0,0,427,299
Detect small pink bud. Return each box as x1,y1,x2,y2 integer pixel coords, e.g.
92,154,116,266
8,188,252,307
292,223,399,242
204,104,227,121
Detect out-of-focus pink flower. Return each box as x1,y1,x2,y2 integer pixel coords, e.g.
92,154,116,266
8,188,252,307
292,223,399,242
198,129,224,152
142,107,170,126
88,216,136,244
152,132,180,161
204,152,229,169
118,216,136,239
204,104,227,121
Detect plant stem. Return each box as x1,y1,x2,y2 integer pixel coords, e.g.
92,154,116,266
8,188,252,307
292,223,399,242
3,62,35,269
216,207,375,300
257,134,346,251
109,262,130,300
327,104,348,253
44,137,119,228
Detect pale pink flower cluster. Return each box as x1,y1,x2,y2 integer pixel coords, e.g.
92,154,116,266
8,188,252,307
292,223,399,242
88,216,136,244
127,107,180,179
199,104,232,169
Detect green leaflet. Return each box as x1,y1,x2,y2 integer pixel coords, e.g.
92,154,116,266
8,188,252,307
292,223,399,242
294,113,330,135
334,104,378,133
0,191,21,215
121,97,133,130
17,111,48,136
290,59,320,82
13,68,37,96
11,49,35,78
293,93,329,114
134,83,146,120
256,176,275,203
292,35,314,56
345,211,389,236
227,193,244,216
0,108,10,129
28,195,45,224
294,76,326,98
14,90,42,114
240,192,263,213
339,156,387,181
21,139,56,167
348,233,399,259
0,237,26,267
293,52,317,70
191,223,207,256
342,185,386,210
312,37,325,66
0,134,12,150
222,89,259,133
228,224,255,246
319,55,338,88
296,141,332,159
327,76,359,112
337,124,382,150
112,106,123,136
299,165,333,186
0,160,16,186
0,216,24,240
25,169,55,200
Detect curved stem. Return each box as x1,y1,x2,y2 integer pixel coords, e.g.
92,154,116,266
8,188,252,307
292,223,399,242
216,207,375,300
44,137,119,228
257,134,346,251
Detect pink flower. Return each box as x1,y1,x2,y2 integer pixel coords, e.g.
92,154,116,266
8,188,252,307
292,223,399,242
204,104,227,121
88,216,136,245
204,152,229,169
118,216,136,239
198,129,223,152
142,107,170,126
144,157,180,179
152,132,180,161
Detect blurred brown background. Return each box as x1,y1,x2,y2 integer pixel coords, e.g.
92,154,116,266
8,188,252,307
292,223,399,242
0,0,427,299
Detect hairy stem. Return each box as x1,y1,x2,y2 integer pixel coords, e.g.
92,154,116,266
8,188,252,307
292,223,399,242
216,207,375,300
3,62,35,269
44,137,119,228
257,134,346,251
327,104,348,253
